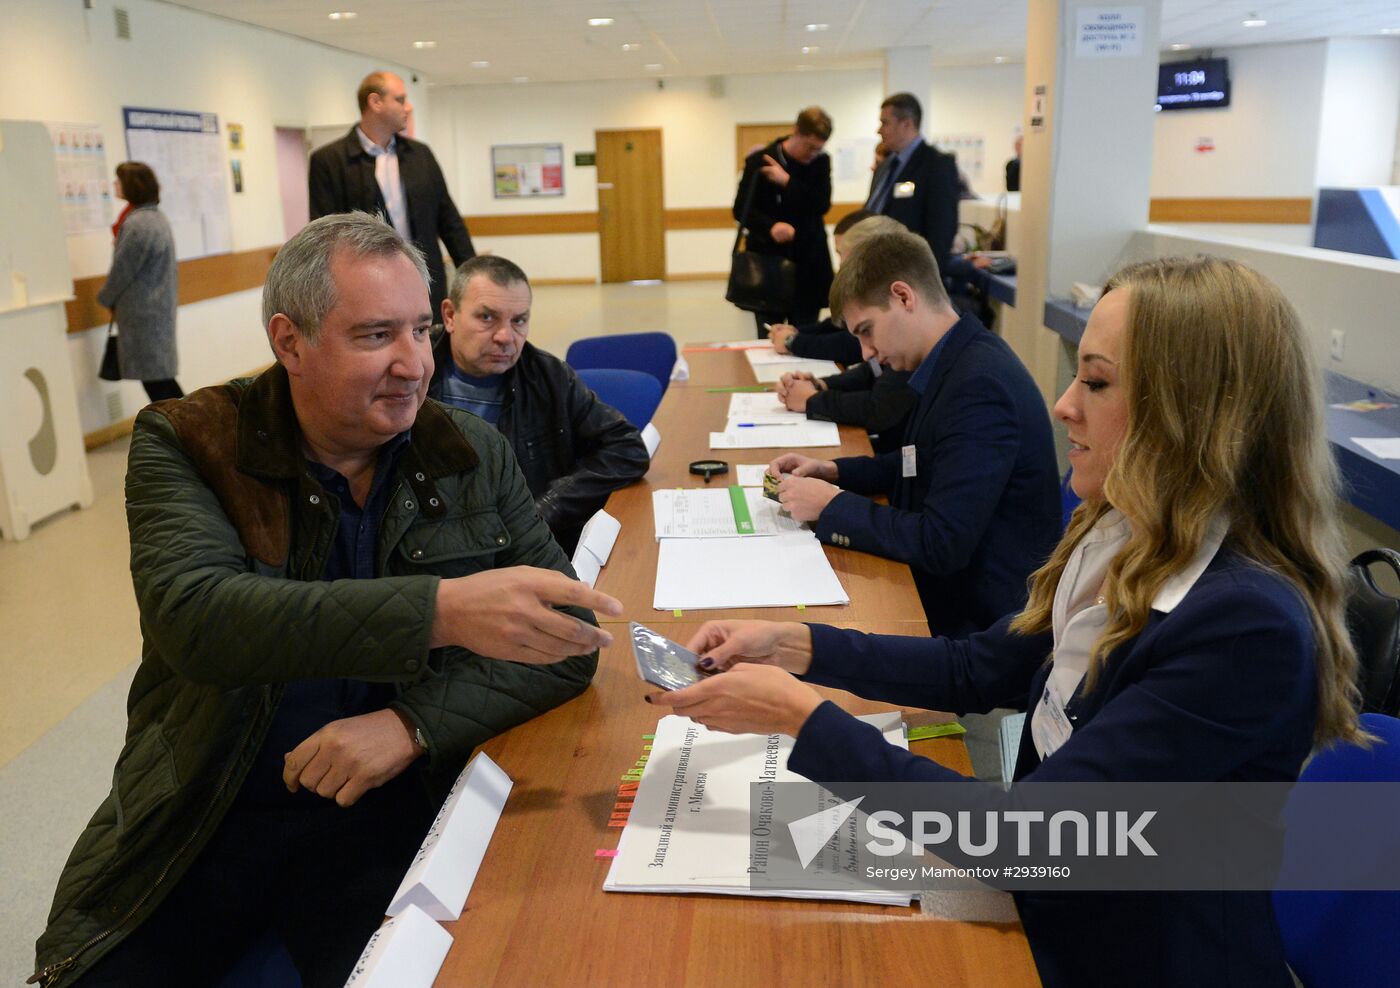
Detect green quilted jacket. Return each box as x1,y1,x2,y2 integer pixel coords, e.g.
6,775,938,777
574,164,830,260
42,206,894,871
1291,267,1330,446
32,366,598,986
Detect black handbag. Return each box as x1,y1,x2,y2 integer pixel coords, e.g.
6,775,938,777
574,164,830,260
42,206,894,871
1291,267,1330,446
725,157,796,313
98,321,122,382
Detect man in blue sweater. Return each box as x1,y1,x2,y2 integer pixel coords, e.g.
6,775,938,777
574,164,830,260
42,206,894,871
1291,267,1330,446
769,230,1060,635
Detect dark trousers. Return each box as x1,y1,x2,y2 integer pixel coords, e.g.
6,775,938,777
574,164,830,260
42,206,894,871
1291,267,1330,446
142,379,184,402
76,771,435,988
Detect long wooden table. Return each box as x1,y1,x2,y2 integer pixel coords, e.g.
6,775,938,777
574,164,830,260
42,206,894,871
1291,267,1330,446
433,347,1041,986
592,348,926,624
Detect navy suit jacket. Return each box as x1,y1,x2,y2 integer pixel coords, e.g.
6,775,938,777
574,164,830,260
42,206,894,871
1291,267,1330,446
815,314,1060,635
873,140,961,275
788,553,1317,987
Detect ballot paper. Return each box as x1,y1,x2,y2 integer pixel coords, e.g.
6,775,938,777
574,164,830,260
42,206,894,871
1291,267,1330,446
1351,436,1400,460
735,464,769,486
604,712,911,905
572,509,621,587
747,358,843,383
345,904,452,988
652,487,803,538
727,392,806,425
641,422,661,458
709,420,840,449
653,530,848,609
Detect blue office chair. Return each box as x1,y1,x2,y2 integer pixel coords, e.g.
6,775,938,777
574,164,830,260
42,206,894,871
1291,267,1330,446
577,367,663,430
566,332,677,395
1272,713,1400,988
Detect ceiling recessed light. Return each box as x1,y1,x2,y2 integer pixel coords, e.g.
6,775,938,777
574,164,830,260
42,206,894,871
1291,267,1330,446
1169,42,1191,50
805,23,829,32
801,46,820,55
412,40,436,49
327,11,356,20
1242,16,1267,27
644,63,663,71
1381,27,1400,34
993,55,1006,63
587,17,614,27
621,42,640,51
471,60,490,68
513,76,529,83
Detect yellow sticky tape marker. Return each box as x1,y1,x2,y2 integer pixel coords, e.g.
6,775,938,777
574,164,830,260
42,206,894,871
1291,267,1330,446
673,609,683,617
796,604,807,611
907,722,968,741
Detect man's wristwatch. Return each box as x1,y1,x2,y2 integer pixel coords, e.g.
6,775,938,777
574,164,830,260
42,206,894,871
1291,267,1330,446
412,727,430,752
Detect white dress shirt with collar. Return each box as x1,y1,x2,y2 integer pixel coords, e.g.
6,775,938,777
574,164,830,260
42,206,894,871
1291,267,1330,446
355,126,411,242
1030,509,1229,760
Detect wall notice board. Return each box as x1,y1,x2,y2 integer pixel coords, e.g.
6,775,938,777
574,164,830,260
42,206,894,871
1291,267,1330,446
492,143,564,198
122,106,232,259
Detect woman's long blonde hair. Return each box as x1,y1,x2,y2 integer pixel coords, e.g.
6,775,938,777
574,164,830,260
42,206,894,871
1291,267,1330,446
1010,256,1363,746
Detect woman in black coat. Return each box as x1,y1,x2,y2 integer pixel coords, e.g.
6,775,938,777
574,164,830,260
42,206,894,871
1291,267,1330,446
732,107,834,337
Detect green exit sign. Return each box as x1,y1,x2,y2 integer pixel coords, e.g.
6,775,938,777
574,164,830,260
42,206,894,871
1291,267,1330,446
574,151,596,166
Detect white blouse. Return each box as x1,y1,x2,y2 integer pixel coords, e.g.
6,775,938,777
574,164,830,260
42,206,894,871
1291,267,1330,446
1029,509,1228,760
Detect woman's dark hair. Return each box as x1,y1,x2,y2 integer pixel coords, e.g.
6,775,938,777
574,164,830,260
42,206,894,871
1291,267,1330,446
116,161,160,206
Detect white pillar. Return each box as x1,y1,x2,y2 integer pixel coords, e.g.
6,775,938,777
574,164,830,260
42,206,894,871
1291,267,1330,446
883,46,934,113
1003,0,1163,408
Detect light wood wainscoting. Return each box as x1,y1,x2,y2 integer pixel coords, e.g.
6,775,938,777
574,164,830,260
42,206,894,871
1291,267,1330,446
66,198,1309,336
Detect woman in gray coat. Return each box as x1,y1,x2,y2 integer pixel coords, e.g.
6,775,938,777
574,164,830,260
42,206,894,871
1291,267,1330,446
99,161,182,401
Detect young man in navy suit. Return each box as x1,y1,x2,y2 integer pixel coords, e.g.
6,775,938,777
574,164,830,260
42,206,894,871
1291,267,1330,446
769,230,1060,636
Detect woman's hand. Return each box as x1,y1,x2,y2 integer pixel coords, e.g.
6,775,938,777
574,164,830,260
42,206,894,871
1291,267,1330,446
648,664,822,738
685,620,814,674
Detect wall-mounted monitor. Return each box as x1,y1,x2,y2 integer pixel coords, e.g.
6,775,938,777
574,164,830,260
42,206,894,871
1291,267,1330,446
1156,58,1230,111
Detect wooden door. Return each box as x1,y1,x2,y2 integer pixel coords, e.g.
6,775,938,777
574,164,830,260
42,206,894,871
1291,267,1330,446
595,129,665,283
736,122,790,172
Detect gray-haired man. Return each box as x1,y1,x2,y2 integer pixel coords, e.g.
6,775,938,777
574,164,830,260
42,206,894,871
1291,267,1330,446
34,213,619,987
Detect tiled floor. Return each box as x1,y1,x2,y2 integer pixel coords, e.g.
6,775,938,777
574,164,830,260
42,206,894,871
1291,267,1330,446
0,279,1008,984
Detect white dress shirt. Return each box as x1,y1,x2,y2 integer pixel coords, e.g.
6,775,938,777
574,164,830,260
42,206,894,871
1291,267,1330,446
1030,509,1229,760
356,126,411,241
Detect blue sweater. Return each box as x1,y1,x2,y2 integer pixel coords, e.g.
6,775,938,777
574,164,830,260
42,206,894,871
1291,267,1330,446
789,552,1316,987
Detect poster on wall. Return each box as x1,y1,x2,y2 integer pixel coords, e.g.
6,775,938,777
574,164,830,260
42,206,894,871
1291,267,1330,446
491,143,564,198
43,122,114,236
122,107,233,259
932,133,986,180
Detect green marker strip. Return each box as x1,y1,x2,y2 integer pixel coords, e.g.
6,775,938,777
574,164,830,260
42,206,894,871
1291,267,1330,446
908,722,967,741
728,485,755,534
705,385,771,393
673,609,683,617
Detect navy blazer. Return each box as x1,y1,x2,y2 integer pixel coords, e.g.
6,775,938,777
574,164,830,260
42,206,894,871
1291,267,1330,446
309,127,476,315
815,314,1060,635
788,552,1317,987
872,140,961,274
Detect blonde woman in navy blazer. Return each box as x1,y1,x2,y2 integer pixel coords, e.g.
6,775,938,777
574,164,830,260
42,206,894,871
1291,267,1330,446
652,256,1366,987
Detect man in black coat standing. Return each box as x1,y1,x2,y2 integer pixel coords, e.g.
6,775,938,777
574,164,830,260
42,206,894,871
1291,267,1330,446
309,71,475,316
865,92,961,276
732,106,834,337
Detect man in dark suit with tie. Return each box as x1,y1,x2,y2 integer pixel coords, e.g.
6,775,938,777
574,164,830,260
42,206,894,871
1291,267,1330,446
309,71,475,316
865,92,961,276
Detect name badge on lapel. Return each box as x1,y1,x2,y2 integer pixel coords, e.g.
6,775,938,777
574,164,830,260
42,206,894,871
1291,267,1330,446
901,444,917,478
893,181,916,199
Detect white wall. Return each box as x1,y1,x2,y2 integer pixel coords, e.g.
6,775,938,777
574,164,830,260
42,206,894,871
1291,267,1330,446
1152,41,1329,198
0,0,424,433
928,63,1027,199
1316,38,1400,188
428,69,885,279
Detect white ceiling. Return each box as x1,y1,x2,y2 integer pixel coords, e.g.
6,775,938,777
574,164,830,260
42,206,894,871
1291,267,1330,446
159,0,1400,86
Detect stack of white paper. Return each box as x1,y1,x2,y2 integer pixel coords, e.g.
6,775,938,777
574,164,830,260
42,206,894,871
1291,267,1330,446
735,464,769,486
604,713,911,906
726,392,805,426
709,420,839,449
743,347,842,383
652,487,803,539
653,530,848,609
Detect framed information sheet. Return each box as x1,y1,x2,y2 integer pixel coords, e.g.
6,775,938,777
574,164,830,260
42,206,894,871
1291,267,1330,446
491,143,564,198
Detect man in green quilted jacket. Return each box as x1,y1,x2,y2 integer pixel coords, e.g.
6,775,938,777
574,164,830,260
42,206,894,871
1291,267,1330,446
32,213,623,987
